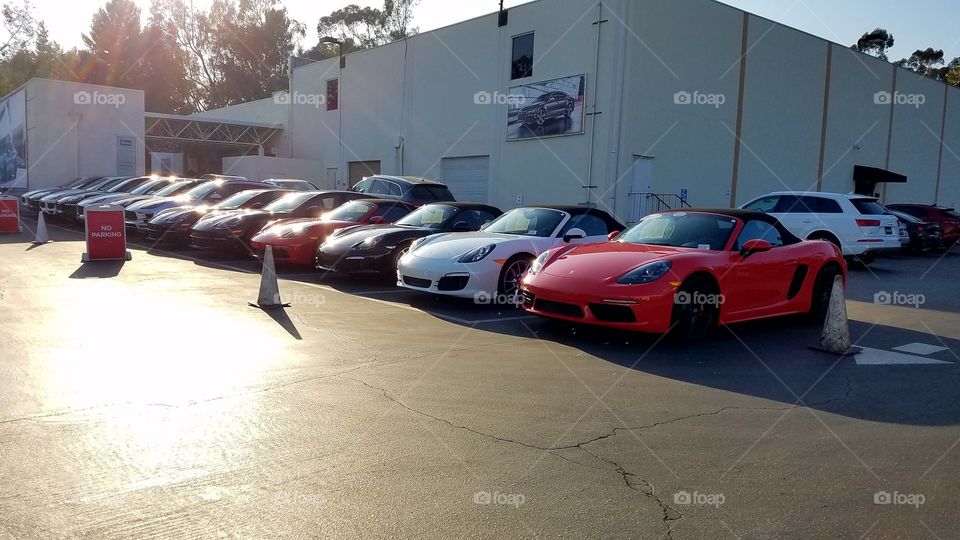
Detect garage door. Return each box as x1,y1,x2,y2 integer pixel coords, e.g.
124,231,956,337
348,160,381,187
441,156,490,203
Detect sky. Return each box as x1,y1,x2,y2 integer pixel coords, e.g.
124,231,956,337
29,0,960,63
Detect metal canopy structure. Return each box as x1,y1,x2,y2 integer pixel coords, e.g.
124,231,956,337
144,112,283,148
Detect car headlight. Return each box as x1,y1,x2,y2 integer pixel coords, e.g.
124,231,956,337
409,237,428,253
352,235,382,249
458,244,496,263
617,260,672,285
529,250,550,275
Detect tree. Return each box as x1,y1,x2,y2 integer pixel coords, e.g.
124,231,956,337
0,0,35,60
852,28,895,60
313,0,419,55
152,0,304,110
897,47,945,77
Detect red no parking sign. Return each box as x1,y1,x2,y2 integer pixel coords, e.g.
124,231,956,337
83,205,131,262
0,195,20,233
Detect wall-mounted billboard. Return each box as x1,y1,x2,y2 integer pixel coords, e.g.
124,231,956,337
506,74,586,141
0,89,26,190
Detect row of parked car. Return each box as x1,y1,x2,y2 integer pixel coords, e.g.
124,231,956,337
18,174,958,339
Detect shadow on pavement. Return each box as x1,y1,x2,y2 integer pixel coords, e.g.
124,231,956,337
70,260,125,279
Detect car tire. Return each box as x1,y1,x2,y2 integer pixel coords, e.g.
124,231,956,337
497,255,533,306
669,277,720,341
535,108,546,126
386,240,414,280
808,264,841,323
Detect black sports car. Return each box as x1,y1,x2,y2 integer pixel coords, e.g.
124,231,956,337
188,190,366,254
145,189,292,245
316,202,503,275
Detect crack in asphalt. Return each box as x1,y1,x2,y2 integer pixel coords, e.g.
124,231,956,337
342,374,855,538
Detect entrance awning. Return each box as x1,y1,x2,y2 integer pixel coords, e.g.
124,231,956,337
145,113,283,147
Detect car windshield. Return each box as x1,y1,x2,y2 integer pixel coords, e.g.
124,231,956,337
618,212,738,250
272,180,316,191
851,199,886,215
130,180,167,195
484,208,566,237
324,201,375,222
155,181,196,197
184,181,223,201
106,178,145,193
409,185,455,202
216,191,266,210
264,192,317,213
94,178,130,191
397,204,458,229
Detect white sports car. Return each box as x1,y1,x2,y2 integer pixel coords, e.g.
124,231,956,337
396,206,624,300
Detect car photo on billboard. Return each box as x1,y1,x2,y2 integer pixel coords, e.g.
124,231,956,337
506,74,586,141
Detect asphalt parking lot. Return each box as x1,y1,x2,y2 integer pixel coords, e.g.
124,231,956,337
2,223,960,538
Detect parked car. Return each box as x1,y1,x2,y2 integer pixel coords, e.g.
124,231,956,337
885,208,943,252
56,176,155,221
264,178,320,191
21,176,104,213
75,177,179,220
201,174,247,181
351,175,455,206
125,179,274,233
316,202,503,275
145,188,292,245
397,206,624,300
741,191,900,263
517,91,577,127
188,190,366,254
884,204,960,250
110,179,206,209
38,177,132,217
521,209,846,340
251,199,417,265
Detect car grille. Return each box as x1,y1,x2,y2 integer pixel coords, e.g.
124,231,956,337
315,252,339,269
402,275,432,288
534,299,584,319
437,275,469,291
589,303,636,323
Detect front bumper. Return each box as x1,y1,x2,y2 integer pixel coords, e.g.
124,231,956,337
145,222,192,243
189,229,250,253
250,239,315,265
125,210,155,233
316,246,393,273
396,253,501,298
520,277,677,334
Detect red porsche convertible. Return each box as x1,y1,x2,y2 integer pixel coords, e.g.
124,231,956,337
250,198,416,265
520,209,846,339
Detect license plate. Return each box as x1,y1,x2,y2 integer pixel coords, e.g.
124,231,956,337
884,226,892,235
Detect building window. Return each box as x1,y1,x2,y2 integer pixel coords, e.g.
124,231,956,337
511,33,534,80
327,79,339,111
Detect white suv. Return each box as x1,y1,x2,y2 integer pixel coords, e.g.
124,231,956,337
741,191,901,261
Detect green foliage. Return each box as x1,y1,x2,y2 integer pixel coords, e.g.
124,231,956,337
311,0,419,57
852,28,895,60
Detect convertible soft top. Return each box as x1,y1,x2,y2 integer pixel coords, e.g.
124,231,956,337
659,208,802,244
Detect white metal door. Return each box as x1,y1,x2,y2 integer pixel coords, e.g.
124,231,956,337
628,156,654,223
441,156,490,203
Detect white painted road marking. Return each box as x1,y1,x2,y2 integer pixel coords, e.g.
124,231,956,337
855,347,952,366
892,343,949,356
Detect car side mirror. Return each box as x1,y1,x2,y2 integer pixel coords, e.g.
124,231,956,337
607,231,621,241
368,215,386,224
209,193,223,202
563,228,587,243
251,202,264,209
740,239,773,257
452,221,471,232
